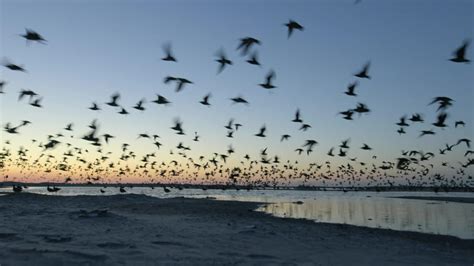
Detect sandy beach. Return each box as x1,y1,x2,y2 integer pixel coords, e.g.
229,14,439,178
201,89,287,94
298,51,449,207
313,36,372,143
0,193,472,265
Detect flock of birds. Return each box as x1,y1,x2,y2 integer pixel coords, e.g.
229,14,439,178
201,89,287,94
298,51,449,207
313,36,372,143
0,21,473,193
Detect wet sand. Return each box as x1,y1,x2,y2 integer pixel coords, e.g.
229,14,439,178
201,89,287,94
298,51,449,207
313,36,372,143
0,193,473,265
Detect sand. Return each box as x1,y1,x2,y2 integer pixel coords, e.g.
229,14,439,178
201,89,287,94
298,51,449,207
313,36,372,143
0,193,473,265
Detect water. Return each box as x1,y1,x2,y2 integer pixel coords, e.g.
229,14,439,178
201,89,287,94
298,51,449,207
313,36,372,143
1,186,473,239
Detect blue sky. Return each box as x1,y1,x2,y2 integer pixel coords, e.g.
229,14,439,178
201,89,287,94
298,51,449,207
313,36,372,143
1,0,473,183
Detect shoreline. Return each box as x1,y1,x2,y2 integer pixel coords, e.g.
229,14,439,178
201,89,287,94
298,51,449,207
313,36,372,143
2,183,474,193
0,193,473,265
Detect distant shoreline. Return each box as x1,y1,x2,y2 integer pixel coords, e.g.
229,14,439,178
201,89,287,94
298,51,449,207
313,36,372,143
1,182,473,192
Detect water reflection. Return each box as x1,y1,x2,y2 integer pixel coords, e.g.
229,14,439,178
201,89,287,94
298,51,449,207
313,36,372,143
257,197,474,239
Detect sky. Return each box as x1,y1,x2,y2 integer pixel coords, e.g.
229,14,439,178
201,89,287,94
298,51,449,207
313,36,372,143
0,0,473,185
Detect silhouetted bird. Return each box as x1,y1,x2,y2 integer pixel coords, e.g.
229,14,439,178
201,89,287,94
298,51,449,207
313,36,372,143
106,93,120,107
344,82,358,96
340,139,350,149
64,123,73,131
2,59,26,72
103,134,114,144
340,110,354,120
433,113,448,128
397,127,406,135
118,107,129,115
361,144,372,150
164,76,193,92
255,125,266,137
457,138,471,148
450,40,470,63
133,99,146,111
419,129,435,137
18,90,37,101
237,37,260,56
285,20,304,38
246,51,261,66
215,49,232,74
353,103,370,114
396,116,409,127
281,134,291,142
354,62,371,79
259,70,276,89
20,28,47,44
231,96,249,105
152,94,171,105
409,113,424,123
300,124,311,131
171,118,185,135
200,93,211,106
162,42,177,62
89,102,101,111
89,119,98,130
292,109,303,123
327,147,335,156
429,97,453,112
30,97,43,108
224,119,234,130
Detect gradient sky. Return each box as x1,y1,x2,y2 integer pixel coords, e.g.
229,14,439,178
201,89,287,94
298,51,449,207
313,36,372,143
1,0,473,184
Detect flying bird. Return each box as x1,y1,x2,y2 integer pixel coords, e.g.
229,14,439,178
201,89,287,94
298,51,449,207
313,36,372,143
164,76,193,92
361,144,372,150
133,99,146,111
429,97,453,112
215,49,232,74
200,93,211,106
354,62,371,79
457,138,471,148
162,42,177,62
292,109,303,123
432,113,448,128
259,70,276,89
118,107,129,115
231,96,249,105
344,82,358,96
285,20,304,38
152,94,171,105
255,125,266,137
106,93,120,107
450,40,470,63
419,129,435,137
246,51,261,66
409,113,424,123
30,97,43,108
20,28,47,44
237,37,261,56
3,59,26,72
171,118,185,135
18,90,37,101
89,102,101,111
